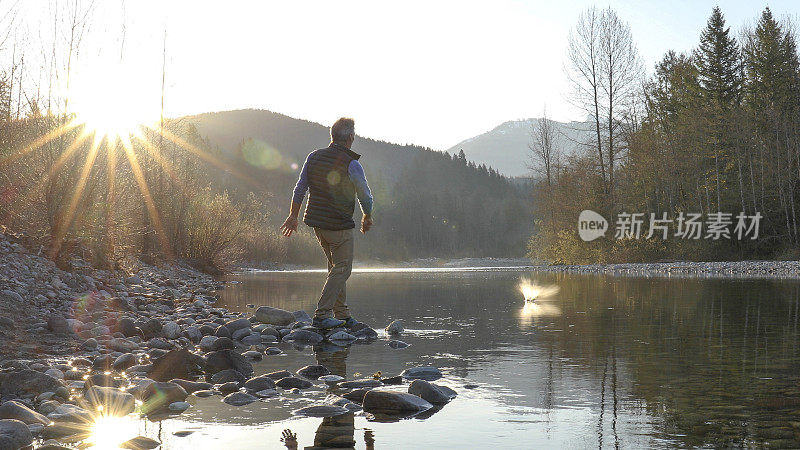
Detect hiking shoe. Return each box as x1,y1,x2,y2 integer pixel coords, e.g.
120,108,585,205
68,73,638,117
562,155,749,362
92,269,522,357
312,317,346,329
342,317,360,329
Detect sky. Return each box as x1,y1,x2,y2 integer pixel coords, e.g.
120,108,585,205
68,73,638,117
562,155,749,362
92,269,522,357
6,0,800,150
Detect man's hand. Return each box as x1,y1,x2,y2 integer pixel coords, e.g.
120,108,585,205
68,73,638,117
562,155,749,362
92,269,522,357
280,216,298,237
361,214,373,234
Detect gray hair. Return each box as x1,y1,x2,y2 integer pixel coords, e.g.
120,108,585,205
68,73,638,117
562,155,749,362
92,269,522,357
331,117,355,143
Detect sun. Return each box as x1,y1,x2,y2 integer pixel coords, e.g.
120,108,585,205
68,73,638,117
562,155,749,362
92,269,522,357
70,64,162,141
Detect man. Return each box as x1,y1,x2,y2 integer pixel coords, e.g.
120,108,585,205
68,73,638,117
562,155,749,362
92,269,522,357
280,117,374,330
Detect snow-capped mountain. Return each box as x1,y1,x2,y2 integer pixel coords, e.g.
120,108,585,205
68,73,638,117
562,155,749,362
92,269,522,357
446,119,594,178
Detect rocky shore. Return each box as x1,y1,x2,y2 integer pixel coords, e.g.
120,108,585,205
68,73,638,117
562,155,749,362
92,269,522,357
0,233,455,449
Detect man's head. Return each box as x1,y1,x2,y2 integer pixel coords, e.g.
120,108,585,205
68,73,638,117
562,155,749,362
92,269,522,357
331,117,355,148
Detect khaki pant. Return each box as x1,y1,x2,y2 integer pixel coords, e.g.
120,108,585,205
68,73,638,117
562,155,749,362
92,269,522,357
313,227,353,319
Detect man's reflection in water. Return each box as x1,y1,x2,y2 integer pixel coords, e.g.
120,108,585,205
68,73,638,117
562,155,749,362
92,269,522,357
307,346,356,450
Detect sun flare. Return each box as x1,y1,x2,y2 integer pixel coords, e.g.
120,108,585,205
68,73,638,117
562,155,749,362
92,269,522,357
70,65,161,141
518,277,560,302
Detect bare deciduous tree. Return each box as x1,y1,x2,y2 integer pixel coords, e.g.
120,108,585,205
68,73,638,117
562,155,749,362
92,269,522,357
528,107,560,186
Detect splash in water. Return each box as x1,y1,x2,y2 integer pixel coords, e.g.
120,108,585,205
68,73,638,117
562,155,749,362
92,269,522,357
518,277,559,303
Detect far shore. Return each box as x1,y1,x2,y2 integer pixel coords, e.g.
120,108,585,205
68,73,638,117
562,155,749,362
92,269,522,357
238,258,800,280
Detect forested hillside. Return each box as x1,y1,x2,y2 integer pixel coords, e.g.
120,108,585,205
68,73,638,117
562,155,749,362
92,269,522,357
530,6,800,263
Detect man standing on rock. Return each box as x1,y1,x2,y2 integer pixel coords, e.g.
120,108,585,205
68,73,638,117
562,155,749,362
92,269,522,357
280,117,373,330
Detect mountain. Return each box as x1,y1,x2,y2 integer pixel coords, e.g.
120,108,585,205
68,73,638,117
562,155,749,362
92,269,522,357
182,109,534,260
446,119,595,177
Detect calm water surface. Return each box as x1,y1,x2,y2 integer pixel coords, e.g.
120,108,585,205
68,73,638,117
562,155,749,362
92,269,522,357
108,269,800,449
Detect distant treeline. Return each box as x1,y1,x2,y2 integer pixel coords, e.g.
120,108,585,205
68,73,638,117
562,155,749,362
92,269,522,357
530,6,800,263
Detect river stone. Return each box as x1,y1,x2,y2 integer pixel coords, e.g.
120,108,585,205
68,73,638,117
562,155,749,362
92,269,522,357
92,354,114,372
44,368,64,380
184,326,202,343
253,389,279,398
109,338,139,353
362,390,433,414
275,377,313,390
265,370,292,380
46,315,70,334
260,326,281,339
120,436,160,450
243,375,276,392
297,365,331,380
0,370,62,397
0,419,33,449
264,347,283,355
113,353,138,372
385,319,404,334
212,337,235,351
325,395,362,411
352,326,379,340
293,310,313,323
204,350,253,377
293,405,350,418
282,330,323,344
241,334,262,346
255,306,295,326
217,382,240,394
84,386,135,416
214,325,232,339
168,401,190,412
199,335,218,352
115,318,142,338
339,379,383,389
327,330,357,343
223,392,257,406
242,350,262,361
169,379,212,393
47,404,91,423
408,379,457,404
231,327,251,341
388,340,410,349
162,321,181,339
148,348,204,382
211,369,246,385
319,375,344,385
0,401,50,425
225,318,251,333
401,366,442,381
81,338,98,351
141,382,188,412
193,390,214,398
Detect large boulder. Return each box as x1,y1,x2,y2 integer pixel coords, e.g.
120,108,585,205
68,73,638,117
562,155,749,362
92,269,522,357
0,419,33,449
84,386,135,416
255,306,295,326
362,390,433,414
0,370,62,397
203,350,253,377
408,379,457,404
148,348,204,382
0,401,50,425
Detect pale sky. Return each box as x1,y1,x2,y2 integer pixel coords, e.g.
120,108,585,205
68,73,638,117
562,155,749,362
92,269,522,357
5,0,800,149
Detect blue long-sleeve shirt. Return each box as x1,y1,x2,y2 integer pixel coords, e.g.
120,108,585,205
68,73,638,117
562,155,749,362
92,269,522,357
292,155,374,215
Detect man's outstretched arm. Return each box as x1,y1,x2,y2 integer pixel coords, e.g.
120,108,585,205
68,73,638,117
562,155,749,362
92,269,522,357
348,159,374,233
281,155,310,237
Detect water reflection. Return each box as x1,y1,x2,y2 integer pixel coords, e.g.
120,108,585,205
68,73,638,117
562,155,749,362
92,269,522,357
311,348,355,449
191,270,800,448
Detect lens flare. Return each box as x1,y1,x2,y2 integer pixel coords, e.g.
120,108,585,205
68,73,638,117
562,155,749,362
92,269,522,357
90,415,140,449
518,277,559,302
